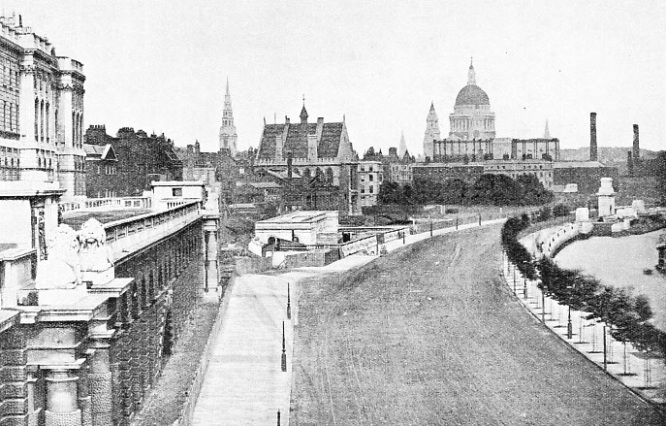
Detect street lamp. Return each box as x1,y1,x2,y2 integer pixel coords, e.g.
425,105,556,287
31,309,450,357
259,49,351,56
512,263,517,295
566,281,575,340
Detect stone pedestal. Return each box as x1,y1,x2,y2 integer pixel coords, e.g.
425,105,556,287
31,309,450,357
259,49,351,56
82,268,115,287
575,207,589,222
44,369,82,426
597,178,616,218
38,285,88,306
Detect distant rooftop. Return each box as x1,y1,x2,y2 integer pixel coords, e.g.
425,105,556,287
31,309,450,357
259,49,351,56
257,210,331,224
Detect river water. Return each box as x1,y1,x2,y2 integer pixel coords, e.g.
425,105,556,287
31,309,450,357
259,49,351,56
555,230,666,331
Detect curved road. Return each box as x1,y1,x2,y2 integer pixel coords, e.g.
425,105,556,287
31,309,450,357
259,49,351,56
292,225,664,425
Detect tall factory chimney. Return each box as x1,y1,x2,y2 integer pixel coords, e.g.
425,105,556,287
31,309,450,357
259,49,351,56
633,124,640,160
589,112,597,161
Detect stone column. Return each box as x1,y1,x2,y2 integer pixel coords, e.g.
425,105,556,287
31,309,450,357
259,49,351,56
203,219,219,293
44,368,82,426
89,342,114,426
77,360,93,426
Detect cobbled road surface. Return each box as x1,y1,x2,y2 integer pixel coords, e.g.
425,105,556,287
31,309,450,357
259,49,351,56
291,225,665,425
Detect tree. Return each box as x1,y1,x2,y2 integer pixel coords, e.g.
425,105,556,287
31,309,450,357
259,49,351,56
552,204,570,217
442,179,468,205
378,181,400,205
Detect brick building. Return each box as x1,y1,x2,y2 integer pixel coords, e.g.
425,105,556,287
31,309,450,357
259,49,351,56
553,161,619,193
358,160,381,206
84,125,183,197
413,163,484,185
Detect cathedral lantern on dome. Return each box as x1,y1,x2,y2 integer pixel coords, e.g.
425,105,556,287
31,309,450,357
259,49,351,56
448,60,496,141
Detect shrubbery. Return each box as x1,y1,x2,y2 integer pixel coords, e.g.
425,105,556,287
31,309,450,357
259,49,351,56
552,204,570,217
501,216,666,357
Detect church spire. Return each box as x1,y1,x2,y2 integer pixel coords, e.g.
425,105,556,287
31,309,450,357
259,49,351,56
300,94,308,123
219,79,238,155
467,57,476,85
427,101,438,122
398,131,407,157
544,120,551,139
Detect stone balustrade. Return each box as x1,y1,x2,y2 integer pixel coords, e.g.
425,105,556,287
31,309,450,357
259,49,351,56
60,196,152,213
105,201,202,263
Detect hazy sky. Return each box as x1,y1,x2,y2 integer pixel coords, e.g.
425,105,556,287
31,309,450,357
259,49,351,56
5,0,665,154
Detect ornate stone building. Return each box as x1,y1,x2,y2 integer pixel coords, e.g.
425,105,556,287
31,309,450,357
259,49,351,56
422,102,441,160
0,13,86,199
449,61,495,141
219,80,237,156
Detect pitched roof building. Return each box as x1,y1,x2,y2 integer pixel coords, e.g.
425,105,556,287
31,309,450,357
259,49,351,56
254,105,360,215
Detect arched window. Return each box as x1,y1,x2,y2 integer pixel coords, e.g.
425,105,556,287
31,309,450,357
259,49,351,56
40,100,45,141
34,99,39,140
45,103,50,142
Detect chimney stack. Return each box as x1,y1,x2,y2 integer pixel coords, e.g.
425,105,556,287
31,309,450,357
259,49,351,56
589,112,597,161
632,124,640,160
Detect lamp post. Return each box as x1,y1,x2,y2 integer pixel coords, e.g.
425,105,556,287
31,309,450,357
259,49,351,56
281,321,287,372
566,281,575,340
512,263,517,295
286,282,291,320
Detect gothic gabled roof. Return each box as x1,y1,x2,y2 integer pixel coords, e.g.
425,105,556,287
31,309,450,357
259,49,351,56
257,120,346,160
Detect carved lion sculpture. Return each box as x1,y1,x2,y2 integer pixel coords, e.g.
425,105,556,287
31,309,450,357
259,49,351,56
35,224,81,289
78,218,114,272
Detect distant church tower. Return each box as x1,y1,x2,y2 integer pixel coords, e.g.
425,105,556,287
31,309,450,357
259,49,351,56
543,120,551,139
398,131,407,157
219,79,238,156
423,101,441,160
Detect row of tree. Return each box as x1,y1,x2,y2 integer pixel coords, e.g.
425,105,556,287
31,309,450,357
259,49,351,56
379,174,554,206
502,216,666,356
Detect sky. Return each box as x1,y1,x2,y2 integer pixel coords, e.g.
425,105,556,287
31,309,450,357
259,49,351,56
4,0,665,155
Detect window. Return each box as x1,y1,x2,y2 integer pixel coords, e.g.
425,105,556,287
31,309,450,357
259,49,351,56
369,174,374,182
172,187,183,197
369,185,374,194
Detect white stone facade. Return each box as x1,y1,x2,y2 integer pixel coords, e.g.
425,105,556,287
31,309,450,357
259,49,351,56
0,14,85,198
448,63,495,141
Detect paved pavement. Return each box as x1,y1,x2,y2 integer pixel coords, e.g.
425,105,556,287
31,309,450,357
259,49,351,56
191,217,505,425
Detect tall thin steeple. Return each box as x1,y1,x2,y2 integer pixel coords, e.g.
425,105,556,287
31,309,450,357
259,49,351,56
423,102,441,160
467,57,476,85
544,120,551,139
219,78,238,155
300,94,308,124
398,131,407,157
